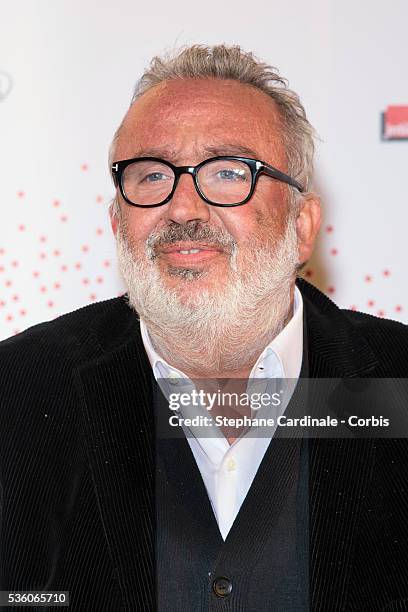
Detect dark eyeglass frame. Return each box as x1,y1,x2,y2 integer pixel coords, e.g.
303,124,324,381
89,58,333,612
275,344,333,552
111,155,304,208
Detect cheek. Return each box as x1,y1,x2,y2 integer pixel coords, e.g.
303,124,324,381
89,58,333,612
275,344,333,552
254,208,287,236
222,206,286,246
213,207,274,245
122,208,163,242
228,183,288,239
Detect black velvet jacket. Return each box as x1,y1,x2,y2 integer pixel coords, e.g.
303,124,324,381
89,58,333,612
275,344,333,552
1,279,408,611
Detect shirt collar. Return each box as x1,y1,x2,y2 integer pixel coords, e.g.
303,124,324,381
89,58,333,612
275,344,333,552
140,285,303,381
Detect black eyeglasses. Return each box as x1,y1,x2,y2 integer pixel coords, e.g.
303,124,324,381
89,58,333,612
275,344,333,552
111,155,303,208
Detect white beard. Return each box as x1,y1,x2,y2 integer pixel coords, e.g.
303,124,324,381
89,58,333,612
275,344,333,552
115,217,299,376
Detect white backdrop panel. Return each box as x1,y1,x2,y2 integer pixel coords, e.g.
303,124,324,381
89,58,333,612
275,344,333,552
0,0,406,340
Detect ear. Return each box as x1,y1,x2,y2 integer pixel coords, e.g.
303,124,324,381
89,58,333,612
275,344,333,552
109,199,120,236
295,194,321,265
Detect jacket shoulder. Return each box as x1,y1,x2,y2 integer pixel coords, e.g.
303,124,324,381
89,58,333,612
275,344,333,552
0,295,134,366
342,308,408,337
342,308,408,369
298,277,408,343
297,278,408,376
0,296,138,434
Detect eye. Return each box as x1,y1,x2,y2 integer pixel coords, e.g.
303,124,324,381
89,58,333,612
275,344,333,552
142,172,169,183
217,168,248,181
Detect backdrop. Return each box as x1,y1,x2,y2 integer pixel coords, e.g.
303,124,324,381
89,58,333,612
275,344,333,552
1,0,407,340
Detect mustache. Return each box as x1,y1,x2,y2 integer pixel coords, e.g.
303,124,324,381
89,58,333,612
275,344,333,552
145,221,237,259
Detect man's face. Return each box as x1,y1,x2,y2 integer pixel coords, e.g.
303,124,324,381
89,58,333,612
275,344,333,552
112,78,299,302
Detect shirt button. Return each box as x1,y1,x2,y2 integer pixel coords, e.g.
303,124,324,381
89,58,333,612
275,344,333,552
226,457,237,472
212,576,233,598
168,371,180,385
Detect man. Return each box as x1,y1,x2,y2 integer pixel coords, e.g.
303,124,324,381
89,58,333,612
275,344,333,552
1,45,408,611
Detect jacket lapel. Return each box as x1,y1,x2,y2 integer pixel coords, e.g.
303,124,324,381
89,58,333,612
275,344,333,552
298,278,379,378
74,335,156,610
298,279,379,609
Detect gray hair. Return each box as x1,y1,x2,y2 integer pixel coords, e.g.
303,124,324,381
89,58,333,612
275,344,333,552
109,44,317,217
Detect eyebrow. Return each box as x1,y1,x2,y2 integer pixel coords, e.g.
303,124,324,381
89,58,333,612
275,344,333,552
203,144,260,158
128,147,179,159
127,143,261,163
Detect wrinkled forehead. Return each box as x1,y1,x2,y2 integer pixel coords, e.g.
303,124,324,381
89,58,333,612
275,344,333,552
113,79,286,167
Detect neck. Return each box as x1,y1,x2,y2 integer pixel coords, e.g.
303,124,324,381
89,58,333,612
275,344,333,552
146,287,295,379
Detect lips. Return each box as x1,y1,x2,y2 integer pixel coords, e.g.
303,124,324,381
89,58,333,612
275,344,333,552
160,242,223,254
158,242,223,264
160,242,222,253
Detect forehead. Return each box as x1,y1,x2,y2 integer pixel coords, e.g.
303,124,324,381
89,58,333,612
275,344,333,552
114,78,285,164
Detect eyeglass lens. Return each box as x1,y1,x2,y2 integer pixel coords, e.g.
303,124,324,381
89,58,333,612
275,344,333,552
121,159,252,206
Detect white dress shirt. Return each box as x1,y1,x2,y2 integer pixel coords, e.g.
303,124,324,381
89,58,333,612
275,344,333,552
140,286,304,540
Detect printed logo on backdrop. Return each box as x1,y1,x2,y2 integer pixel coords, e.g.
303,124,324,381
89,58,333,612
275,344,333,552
0,71,13,102
381,106,408,140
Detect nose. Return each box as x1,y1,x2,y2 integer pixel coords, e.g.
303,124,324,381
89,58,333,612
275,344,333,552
164,173,210,225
